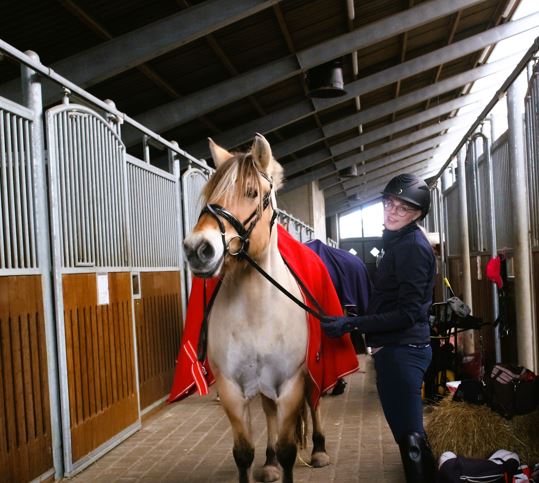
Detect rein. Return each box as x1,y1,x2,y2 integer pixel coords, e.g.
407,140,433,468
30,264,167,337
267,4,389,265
196,170,326,362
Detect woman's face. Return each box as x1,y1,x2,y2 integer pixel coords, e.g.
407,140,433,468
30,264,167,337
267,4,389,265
383,195,422,231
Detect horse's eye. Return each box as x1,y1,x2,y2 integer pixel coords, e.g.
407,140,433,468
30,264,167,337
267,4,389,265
245,188,258,199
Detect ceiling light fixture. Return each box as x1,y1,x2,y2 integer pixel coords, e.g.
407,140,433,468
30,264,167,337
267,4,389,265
306,59,347,98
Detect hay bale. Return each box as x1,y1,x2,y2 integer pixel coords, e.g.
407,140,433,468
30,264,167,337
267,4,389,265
425,397,539,464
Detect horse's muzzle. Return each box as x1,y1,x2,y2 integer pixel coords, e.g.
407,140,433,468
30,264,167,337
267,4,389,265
183,237,221,277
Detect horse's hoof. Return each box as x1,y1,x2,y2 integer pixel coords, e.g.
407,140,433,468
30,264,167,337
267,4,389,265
254,464,280,482
311,451,330,468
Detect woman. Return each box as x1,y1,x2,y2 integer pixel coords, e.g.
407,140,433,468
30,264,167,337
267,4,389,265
321,173,436,483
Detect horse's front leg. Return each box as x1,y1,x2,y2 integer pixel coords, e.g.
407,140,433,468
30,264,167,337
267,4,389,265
255,395,280,482
308,399,330,467
216,377,254,483
276,371,305,483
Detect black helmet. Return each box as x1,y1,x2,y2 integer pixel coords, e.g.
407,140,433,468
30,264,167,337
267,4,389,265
381,173,431,218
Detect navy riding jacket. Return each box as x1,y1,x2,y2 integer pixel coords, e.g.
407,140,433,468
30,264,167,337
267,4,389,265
363,222,436,348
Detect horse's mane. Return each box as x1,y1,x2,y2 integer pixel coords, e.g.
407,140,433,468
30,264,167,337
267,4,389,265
203,149,284,210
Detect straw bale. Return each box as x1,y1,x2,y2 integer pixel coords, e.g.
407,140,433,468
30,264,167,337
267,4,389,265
425,397,539,464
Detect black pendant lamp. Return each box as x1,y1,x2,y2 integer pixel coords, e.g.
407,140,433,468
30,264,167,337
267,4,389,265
339,165,358,178
306,59,346,98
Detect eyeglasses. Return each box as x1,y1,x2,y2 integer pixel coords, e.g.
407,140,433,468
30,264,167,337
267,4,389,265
382,199,418,217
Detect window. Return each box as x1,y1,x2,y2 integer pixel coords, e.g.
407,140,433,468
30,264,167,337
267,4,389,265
339,201,384,238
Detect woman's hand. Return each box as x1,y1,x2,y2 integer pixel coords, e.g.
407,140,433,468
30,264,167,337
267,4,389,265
320,316,361,338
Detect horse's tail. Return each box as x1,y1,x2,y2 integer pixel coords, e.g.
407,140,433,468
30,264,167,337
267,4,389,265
295,399,308,449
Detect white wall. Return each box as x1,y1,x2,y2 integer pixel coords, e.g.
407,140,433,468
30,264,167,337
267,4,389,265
277,182,327,240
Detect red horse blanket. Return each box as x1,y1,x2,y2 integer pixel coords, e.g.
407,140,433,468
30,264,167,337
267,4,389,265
167,225,359,407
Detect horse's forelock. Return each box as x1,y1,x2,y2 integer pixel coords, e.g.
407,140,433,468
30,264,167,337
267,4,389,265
204,152,271,210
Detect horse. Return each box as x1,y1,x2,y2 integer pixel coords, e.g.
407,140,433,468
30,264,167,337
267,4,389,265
182,134,330,483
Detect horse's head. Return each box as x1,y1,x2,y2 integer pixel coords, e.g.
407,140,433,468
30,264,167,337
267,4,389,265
183,134,283,278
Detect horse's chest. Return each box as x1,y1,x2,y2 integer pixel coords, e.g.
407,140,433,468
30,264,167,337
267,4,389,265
208,292,308,399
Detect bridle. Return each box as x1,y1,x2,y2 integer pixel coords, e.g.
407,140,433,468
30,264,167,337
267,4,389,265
198,169,277,259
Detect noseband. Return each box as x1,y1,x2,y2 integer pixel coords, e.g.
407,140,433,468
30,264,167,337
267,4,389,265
199,170,278,259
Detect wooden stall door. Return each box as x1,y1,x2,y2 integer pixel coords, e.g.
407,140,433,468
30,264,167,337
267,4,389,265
62,272,139,463
0,276,53,482
135,271,183,410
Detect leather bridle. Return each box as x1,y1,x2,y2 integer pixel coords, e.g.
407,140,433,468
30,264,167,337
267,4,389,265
198,170,278,259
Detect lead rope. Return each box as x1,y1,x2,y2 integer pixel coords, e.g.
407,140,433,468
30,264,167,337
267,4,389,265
239,250,327,320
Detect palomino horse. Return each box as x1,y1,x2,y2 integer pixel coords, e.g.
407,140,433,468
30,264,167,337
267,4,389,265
183,134,329,483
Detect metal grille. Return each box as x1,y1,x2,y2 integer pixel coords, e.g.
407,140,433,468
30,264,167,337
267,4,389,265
0,99,37,271
127,157,180,267
465,141,484,252
327,238,338,248
424,192,439,234
491,134,513,249
182,166,209,236
444,184,460,256
277,210,314,242
47,105,128,268
525,65,539,248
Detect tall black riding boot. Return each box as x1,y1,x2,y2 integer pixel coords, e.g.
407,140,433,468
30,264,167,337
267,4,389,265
398,432,436,483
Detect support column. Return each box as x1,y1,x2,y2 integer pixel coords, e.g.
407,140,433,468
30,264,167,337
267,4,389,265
485,123,502,363
507,72,537,371
457,148,474,354
21,51,64,479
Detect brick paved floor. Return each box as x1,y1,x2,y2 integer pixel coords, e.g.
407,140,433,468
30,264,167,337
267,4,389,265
69,355,406,482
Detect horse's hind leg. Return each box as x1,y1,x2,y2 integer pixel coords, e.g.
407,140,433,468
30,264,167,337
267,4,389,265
216,378,254,483
308,401,330,467
256,395,280,482
276,372,305,483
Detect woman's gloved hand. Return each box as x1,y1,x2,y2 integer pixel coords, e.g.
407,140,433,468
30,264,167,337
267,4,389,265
320,316,361,338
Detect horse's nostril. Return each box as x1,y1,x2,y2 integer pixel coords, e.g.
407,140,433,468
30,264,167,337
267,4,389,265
198,241,215,262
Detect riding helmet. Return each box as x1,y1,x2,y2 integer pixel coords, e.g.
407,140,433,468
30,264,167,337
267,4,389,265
381,173,431,218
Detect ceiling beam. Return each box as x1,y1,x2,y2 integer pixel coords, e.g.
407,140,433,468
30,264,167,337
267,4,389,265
123,0,485,145
326,165,440,216
1,0,278,102
320,130,464,191
287,122,468,186
60,0,221,134
325,153,441,205
285,91,485,182
280,111,476,191
419,11,462,122
296,0,483,69
329,89,489,157
346,151,447,196
271,55,512,159
185,11,539,158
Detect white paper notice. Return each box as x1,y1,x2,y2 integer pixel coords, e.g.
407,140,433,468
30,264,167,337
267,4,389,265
97,273,110,305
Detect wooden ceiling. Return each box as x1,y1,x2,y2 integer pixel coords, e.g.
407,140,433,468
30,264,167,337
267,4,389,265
1,0,529,215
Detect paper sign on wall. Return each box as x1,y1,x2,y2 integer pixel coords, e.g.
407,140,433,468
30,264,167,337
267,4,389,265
97,273,110,305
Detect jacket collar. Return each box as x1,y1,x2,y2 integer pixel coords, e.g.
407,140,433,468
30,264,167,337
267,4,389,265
382,222,419,248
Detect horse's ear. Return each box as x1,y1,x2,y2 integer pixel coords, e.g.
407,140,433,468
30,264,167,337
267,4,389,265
251,133,272,170
208,138,233,167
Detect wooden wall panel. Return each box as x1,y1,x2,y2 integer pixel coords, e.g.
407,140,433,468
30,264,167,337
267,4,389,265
0,276,53,482
62,272,138,463
135,271,183,410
